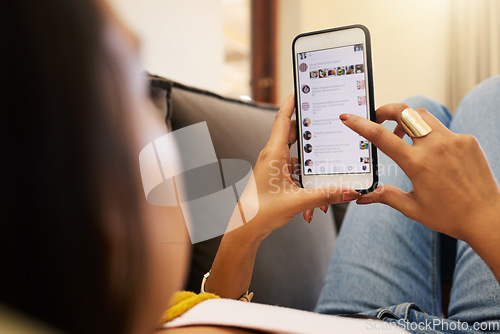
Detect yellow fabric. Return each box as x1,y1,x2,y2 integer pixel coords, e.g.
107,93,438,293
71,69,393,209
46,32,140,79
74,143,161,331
161,291,220,323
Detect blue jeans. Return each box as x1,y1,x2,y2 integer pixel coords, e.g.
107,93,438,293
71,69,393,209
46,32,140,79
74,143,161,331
315,76,500,333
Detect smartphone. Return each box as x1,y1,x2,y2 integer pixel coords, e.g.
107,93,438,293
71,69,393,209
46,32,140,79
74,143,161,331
292,25,378,193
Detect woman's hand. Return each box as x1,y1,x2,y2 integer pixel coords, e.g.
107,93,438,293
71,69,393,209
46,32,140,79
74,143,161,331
340,104,500,280
238,94,360,237
206,95,359,299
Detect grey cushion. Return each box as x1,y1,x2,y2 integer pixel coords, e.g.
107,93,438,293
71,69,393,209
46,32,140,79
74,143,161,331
149,75,337,311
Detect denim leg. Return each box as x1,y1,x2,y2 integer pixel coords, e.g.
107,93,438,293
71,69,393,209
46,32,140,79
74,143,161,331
447,76,500,329
315,96,452,317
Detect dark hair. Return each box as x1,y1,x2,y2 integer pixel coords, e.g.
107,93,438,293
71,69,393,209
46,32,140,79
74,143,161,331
0,1,148,333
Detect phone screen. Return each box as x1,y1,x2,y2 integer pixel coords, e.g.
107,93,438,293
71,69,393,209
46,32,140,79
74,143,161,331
297,43,371,175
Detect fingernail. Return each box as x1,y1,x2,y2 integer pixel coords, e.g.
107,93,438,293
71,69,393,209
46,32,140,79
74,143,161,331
357,197,374,204
308,210,313,223
321,206,328,214
342,190,359,202
339,114,352,121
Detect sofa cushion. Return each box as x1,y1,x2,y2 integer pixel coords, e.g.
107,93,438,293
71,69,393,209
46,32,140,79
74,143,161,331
148,75,337,311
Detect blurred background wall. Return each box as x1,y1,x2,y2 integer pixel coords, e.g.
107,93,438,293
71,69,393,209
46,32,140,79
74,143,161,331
278,0,451,109
108,0,225,92
108,0,500,112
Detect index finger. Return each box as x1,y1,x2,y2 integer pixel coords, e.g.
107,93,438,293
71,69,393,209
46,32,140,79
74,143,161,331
340,114,412,168
268,93,295,147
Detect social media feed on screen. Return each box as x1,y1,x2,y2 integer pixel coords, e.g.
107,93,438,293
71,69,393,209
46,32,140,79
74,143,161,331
297,44,370,176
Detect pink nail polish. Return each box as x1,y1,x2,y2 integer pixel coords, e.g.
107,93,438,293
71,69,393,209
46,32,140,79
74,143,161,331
339,114,352,121
342,191,358,202
322,206,328,214
308,211,313,223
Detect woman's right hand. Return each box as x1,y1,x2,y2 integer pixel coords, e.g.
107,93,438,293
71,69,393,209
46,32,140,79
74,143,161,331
339,104,500,279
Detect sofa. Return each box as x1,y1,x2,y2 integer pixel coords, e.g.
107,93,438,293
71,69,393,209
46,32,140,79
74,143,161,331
148,74,349,311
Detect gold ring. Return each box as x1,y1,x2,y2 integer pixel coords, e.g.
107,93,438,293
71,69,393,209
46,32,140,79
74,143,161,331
401,108,432,138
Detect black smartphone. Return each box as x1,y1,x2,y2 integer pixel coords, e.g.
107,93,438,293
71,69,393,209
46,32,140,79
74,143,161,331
292,24,378,193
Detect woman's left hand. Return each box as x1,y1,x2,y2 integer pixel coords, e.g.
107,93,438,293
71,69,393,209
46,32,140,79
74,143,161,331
207,94,360,299
237,94,360,238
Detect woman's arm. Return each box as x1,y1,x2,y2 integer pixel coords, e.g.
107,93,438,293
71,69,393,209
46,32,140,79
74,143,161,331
461,205,500,282
204,94,360,298
340,103,500,282
205,217,266,299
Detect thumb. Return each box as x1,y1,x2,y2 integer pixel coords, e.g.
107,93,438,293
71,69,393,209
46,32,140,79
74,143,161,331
357,185,416,216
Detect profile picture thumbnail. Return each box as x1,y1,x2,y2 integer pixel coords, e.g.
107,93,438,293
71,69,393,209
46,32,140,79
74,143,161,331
354,44,363,52
357,80,365,90
355,64,364,73
301,85,310,94
346,65,354,75
299,63,308,72
318,69,328,78
302,102,310,111
328,69,336,76
358,96,367,105
360,157,370,163
305,159,313,166
337,66,346,76
309,71,318,79
303,131,312,140
304,144,313,153
303,118,311,127
360,140,369,150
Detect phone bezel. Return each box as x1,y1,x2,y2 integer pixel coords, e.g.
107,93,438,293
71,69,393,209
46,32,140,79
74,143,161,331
292,25,378,193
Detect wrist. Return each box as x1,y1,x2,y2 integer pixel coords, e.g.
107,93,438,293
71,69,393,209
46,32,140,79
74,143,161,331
222,217,269,247
465,194,500,242
206,213,267,298
462,195,500,277
224,202,271,245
